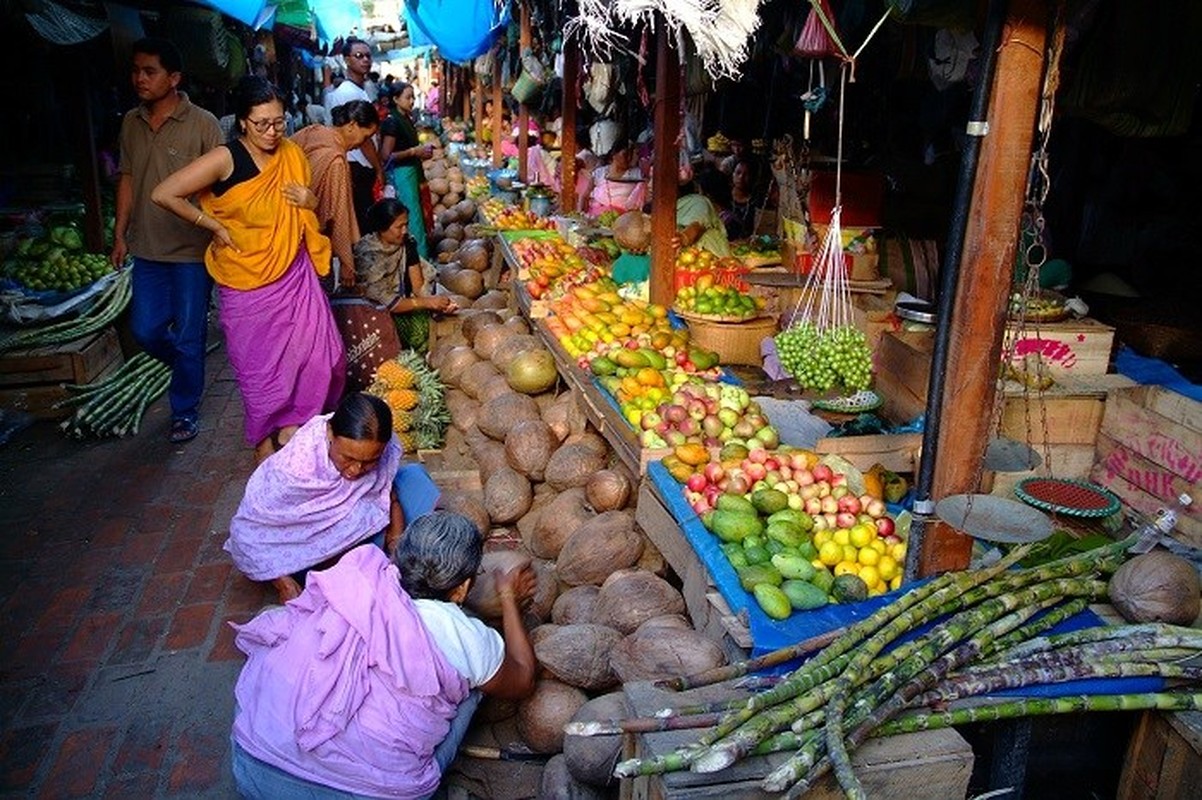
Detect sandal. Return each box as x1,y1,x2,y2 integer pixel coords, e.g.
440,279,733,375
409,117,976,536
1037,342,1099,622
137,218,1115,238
169,417,199,444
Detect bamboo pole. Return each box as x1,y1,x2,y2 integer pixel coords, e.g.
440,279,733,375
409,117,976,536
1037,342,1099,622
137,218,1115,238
517,1,531,182
473,73,484,148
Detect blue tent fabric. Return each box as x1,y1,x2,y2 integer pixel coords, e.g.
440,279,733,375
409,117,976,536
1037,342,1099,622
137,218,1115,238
311,0,361,46
198,0,267,27
402,0,509,64
1116,345,1202,403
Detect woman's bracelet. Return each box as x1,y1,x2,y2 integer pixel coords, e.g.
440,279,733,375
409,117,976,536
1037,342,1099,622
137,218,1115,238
193,210,205,226
499,590,516,601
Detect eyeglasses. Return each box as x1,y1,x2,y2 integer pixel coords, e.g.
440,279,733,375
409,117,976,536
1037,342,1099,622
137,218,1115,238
247,117,287,133
349,51,372,60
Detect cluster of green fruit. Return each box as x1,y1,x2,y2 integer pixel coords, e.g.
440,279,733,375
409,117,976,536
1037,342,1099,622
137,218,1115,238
773,322,873,392
702,490,868,620
5,226,112,293
675,284,763,319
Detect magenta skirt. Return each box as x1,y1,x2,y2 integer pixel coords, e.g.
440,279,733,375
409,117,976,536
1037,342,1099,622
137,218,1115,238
218,248,346,446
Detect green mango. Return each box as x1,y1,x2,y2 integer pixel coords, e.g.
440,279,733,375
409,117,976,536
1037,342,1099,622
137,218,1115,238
781,580,829,611
810,566,835,594
743,544,772,566
797,540,819,561
751,488,789,515
766,520,806,549
768,509,815,532
716,494,757,517
590,356,618,376
771,553,816,581
832,574,869,604
737,564,782,592
753,584,792,620
711,511,763,543
639,348,667,370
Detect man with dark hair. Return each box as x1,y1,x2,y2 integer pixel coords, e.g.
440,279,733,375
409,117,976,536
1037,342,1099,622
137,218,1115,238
110,37,222,444
324,36,385,231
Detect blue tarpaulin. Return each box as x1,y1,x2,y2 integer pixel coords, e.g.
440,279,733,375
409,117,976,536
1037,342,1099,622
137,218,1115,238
402,0,509,64
198,0,266,27
310,0,361,45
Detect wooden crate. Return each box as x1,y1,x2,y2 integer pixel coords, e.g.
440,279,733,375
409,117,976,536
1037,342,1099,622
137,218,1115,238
1118,710,1202,799
1089,385,1202,548
623,681,973,800
1006,316,1115,377
0,328,124,419
814,432,924,474
987,444,1098,499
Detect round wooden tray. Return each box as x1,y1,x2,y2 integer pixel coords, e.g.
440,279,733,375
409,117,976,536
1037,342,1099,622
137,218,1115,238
674,308,768,325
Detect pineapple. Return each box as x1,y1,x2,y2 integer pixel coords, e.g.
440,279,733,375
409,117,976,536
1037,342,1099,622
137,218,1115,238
386,388,420,412
375,359,415,390
391,409,413,433
396,431,417,453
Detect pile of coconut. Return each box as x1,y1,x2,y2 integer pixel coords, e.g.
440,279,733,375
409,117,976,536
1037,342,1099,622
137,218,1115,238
422,151,494,303
429,312,728,795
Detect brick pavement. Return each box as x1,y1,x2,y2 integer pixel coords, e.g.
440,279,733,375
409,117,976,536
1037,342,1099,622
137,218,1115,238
0,350,265,798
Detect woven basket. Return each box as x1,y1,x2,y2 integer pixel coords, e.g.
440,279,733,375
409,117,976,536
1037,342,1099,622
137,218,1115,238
684,315,777,366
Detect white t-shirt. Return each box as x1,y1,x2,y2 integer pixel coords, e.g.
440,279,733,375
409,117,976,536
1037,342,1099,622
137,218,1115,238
414,599,505,687
324,80,372,168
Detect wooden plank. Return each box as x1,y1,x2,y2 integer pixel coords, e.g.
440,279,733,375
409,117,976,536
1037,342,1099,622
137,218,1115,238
814,432,923,474
1119,711,1202,800
0,327,122,387
1089,463,1202,548
1005,317,1116,377
559,39,580,213
1094,433,1201,525
648,30,680,307
999,395,1105,446
624,682,972,800
1099,392,1202,485
1140,385,1202,433
516,3,531,183
0,357,122,419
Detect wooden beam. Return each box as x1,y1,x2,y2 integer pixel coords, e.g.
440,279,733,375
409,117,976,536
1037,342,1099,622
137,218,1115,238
473,72,484,148
918,0,1050,576
517,1,531,182
491,50,504,168
461,65,470,125
648,26,681,306
560,38,580,212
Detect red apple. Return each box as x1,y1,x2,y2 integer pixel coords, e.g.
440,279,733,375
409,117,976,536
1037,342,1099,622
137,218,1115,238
789,453,809,471
836,511,858,530
744,462,767,482
820,495,839,515
691,499,711,515
812,463,834,483
804,497,822,516
704,462,726,483
795,469,815,487
837,495,862,515
726,475,749,495
703,484,722,505
686,473,708,492
764,457,780,472
748,448,769,465
865,499,887,519
876,517,897,537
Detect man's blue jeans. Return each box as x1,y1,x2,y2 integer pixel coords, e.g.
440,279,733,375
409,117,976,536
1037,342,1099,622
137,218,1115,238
130,258,212,422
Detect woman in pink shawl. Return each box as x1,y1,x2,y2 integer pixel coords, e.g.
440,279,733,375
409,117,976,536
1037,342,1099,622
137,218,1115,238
226,393,403,602
231,511,537,799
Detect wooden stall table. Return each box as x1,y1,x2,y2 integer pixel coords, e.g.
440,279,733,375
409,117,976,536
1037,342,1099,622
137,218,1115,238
620,681,974,800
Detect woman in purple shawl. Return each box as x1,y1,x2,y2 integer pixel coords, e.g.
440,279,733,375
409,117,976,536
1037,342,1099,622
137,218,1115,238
226,393,403,601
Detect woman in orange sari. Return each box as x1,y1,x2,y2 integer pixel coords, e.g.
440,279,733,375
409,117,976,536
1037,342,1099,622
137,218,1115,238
153,76,345,463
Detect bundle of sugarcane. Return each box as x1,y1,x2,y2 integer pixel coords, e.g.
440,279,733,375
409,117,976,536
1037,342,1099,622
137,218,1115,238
577,536,1202,799
55,351,171,439
0,270,132,353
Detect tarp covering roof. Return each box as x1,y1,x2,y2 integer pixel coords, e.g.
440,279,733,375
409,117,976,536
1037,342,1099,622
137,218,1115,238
402,0,508,64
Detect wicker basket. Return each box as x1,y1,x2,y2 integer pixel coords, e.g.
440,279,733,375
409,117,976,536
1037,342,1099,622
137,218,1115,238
683,314,778,366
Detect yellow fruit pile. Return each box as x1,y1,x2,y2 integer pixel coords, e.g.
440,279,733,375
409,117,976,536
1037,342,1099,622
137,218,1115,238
814,526,905,596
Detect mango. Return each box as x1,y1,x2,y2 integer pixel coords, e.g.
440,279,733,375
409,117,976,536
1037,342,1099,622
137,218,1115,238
781,579,829,611
768,508,814,532
715,493,758,516
639,348,667,370
743,544,772,566
711,510,763,543
737,563,782,592
766,520,806,549
689,347,720,371
771,553,816,581
720,442,750,462
613,349,650,369
810,566,835,594
590,356,618,376
674,443,710,467
751,488,789,515
832,574,869,603
753,584,792,620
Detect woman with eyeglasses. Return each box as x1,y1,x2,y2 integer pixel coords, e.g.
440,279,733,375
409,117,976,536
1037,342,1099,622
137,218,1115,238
226,392,404,603
152,76,346,464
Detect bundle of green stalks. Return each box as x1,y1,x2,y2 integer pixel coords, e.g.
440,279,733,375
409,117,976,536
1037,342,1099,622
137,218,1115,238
0,270,132,353
55,352,171,438
568,537,1202,799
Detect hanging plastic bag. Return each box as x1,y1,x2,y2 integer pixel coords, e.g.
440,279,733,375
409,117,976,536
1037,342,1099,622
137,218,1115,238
584,63,616,114
794,0,841,59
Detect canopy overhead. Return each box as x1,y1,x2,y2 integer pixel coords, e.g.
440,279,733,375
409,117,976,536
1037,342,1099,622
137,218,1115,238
402,0,508,64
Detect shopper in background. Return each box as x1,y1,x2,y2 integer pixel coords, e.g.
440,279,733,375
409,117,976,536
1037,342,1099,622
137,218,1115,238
323,38,384,233
378,82,435,259
111,37,223,445
152,76,345,464
291,99,379,289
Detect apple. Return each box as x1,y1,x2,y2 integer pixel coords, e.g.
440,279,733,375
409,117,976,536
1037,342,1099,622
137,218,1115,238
876,517,897,537
795,469,815,487
703,436,722,448
733,420,757,439
664,404,688,424
836,511,858,530
837,495,862,515
831,473,847,487
665,430,688,447
764,457,780,472
820,495,839,515
655,420,671,435
779,465,792,480
816,480,831,498
811,514,829,532
824,512,838,529
744,462,767,482
785,479,799,492
812,464,834,483
788,494,804,511
717,407,740,427
804,497,822,516
686,473,708,492
678,418,699,437
702,415,725,439
688,401,708,422
675,351,689,366
704,462,726,483
882,533,901,546
858,513,875,526
747,448,769,465
756,427,780,450
703,485,722,505
726,475,749,495
691,499,711,515
765,470,782,486
831,485,849,500
800,485,819,501
865,499,887,519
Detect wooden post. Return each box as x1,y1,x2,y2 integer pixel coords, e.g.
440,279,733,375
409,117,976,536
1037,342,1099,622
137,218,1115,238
462,65,471,125
517,1,531,182
473,72,484,147
648,26,681,307
491,51,504,168
559,38,580,213
918,0,1050,575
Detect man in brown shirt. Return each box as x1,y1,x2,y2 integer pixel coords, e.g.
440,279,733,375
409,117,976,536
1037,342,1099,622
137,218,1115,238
111,37,222,444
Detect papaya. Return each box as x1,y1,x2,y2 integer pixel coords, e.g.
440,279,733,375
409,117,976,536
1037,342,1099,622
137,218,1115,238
715,494,757,516
665,460,695,484
750,488,789,515
711,511,763,543
674,443,710,467
781,579,829,611
832,574,869,603
771,553,816,581
613,349,650,369
737,564,782,592
590,356,618,376
753,584,792,620
863,463,887,500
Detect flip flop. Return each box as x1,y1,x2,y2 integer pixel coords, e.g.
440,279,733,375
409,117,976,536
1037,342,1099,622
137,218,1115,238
169,418,199,444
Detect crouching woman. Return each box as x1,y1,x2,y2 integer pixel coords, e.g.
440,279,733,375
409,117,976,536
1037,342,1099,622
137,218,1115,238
230,511,537,799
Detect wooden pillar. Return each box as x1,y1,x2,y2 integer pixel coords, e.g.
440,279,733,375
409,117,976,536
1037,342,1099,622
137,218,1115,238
918,0,1050,575
559,38,580,213
473,73,484,148
648,26,681,306
491,52,504,167
462,66,471,124
517,1,531,182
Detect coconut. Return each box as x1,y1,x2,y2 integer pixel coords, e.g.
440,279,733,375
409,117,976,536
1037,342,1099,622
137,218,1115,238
585,469,632,512
440,346,480,388
552,585,601,625
516,679,589,754
454,199,478,220
477,392,541,441
563,692,631,787
458,240,491,272
469,436,509,482
516,490,557,551
436,237,460,256
425,161,447,179
437,491,490,538
443,222,465,242
635,614,693,633
533,623,622,690
613,210,652,254
483,466,533,525
556,511,644,586
474,289,509,310
507,349,559,395
591,569,686,634
545,441,609,491
442,268,485,300
1108,549,1201,625
458,360,500,400
427,177,450,197
428,340,457,370
530,488,594,560
636,536,668,576
543,393,587,441
491,334,543,371
503,315,530,336
445,389,480,433
464,549,532,618
478,374,516,405
464,222,488,239
505,420,559,482
476,695,520,724
539,754,606,800
610,626,726,684
437,208,459,227
526,557,560,623
473,323,509,360
461,311,504,344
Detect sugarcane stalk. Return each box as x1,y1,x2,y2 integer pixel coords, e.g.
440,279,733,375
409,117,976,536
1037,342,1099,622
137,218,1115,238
877,692,1202,735
3,272,132,352
974,633,1202,677
978,597,1089,660
993,623,1202,663
657,626,845,691
127,368,171,435
565,712,724,737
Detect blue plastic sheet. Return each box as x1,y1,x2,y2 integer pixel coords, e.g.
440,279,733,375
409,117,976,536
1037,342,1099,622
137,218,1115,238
1116,345,1202,403
646,460,1163,697
402,0,509,64
311,0,361,46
